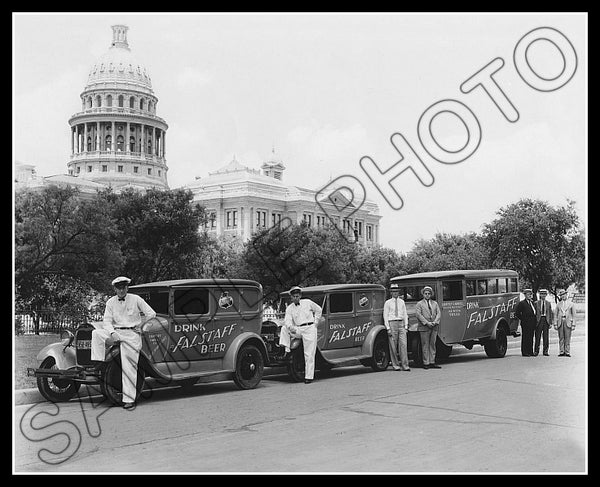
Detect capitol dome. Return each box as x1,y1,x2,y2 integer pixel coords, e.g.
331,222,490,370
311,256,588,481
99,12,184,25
85,25,153,94
67,24,169,191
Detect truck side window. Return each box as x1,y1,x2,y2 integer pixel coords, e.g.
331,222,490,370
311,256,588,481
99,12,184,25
130,290,169,314
466,280,476,296
442,281,463,300
329,293,353,313
477,280,487,295
174,289,209,315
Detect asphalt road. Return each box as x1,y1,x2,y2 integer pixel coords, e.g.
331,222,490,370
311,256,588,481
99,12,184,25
14,330,587,474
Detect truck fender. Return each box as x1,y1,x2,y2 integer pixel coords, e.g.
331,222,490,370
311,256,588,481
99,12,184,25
362,324,388,356
36,341,77,370
490,318,509,340
222,331,269,371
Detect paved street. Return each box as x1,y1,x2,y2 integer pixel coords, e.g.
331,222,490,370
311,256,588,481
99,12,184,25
14,329,586,474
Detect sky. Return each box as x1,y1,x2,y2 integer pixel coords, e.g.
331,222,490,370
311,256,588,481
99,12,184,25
12,12,587,253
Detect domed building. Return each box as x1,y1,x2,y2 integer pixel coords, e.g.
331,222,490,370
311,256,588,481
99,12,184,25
66,25,169,190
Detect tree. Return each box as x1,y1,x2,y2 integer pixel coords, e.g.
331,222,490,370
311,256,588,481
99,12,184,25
99,188,209,285
403,232,492,274
349,245,405,286
481,198,585,296
15,185,123,314
241,221,359,299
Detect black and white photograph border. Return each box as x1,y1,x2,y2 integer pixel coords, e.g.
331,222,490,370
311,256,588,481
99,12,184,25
13,11,587,474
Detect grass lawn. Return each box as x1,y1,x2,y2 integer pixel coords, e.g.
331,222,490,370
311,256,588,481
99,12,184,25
14,334,62,390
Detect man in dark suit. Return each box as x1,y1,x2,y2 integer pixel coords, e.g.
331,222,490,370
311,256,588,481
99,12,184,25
534,289,553,356
515,288,537,356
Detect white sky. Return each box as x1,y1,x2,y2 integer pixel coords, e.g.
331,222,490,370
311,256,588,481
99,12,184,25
12,12,587,253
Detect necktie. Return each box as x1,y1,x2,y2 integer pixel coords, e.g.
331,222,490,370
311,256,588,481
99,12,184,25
394,298,398,317
118,297,125,301
427,300,432,313
541,301,545,315
295,302,300,306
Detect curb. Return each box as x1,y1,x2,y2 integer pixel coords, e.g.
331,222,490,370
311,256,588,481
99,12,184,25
14,388,45,406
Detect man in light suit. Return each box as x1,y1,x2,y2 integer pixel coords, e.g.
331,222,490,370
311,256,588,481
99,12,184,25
415,286,441,369
515,288,537,356
555,289,576,357
534,289,553,356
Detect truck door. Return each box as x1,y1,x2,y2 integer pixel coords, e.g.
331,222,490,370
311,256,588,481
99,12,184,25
439,280,466,344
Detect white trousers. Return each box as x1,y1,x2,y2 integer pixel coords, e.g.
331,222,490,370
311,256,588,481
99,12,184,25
91,328,142,403
279,324,318,380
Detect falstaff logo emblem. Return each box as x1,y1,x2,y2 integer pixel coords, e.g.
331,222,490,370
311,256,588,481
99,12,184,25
359,293,369,307
218,291,233,309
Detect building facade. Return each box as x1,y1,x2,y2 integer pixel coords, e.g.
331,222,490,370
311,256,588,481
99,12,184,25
16,24,382,244
66,25,169,191
183,153,381,246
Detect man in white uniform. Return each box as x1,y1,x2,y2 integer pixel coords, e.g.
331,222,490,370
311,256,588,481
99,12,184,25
91,276,156,409
279,286,322,383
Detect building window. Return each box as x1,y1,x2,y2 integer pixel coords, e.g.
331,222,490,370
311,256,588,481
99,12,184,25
117,135,124,151
87,166,92,173
147,168,152,175
256,210,267,228
129,96,135,109
106,95,112,107
117,165,123,173
226,210,238,228
271,212,282,226
205,211,217,230
118,95,124,107
130,136,136,152
303,214,312,227
158,170,161,177
355,221,363,237
274,171,282,180
367,225,373,241
102,165,107,172
105,135,112,151
76,166,81,174
133,166,138,173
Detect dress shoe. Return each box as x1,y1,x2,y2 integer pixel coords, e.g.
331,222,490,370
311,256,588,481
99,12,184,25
393,367,401,371
402,368,411,372
304,379,313,384
429,364,441,369
565,353,571,357
122,402,136,410
543,352,549,356
533,352,539,356
422,364,430,369
558,353,565,356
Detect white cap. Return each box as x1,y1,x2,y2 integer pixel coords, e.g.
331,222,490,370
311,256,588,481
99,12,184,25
111,276,131,286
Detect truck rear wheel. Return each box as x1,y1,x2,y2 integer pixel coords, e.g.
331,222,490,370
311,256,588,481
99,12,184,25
233,343,264,390
369,333,390,372
484,327,508,358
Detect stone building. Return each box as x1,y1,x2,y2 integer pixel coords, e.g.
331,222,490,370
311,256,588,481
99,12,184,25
66,24,169,191
182,151,381,246
15,24,382,244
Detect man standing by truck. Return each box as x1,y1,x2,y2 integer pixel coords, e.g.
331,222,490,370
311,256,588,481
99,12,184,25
383,283,410,371
515,288,537,357
415,286,442,369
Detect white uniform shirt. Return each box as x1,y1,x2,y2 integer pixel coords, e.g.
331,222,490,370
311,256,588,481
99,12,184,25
383,297,409,330
102,293,157,333
284,298,322,328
